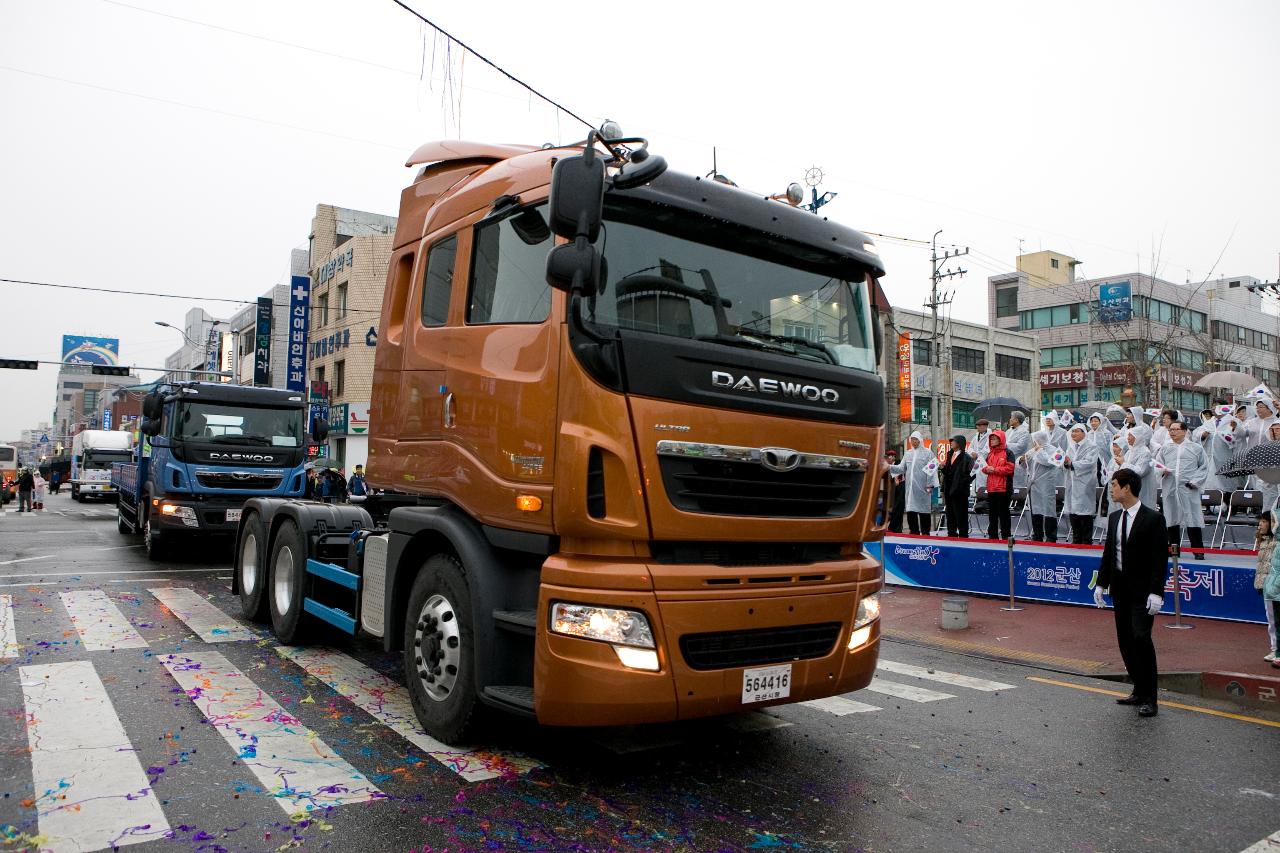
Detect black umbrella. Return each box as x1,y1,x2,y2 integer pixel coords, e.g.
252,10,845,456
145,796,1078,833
1216,440,1280,479
971,397,1031,424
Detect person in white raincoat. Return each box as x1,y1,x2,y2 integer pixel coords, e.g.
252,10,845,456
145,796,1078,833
1209,411,1245,492
1121,424,1160,512
970,419,992,495
1150,409,1177,452
1101,436,1128,517
1259,421,1280,515
889,430,937,535
1019,429,1063,542
1106,404,1127,433
1155,420,1208,558
1248,399,1279,449
1063,424,1100,543
1006,412,1031,489
1087,414,1114,485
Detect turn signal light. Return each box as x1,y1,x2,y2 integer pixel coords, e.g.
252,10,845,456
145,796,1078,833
515,494,542,512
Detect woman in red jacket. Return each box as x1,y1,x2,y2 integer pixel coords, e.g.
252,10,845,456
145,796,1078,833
982,429,1016,540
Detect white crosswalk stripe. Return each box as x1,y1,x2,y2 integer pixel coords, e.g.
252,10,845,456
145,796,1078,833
1,594,18,658
876,659,1014,692
20,660,170,851
801,695,881,715
60,589,148,650
276,646,542,781
161,650,384,813
148,587,255,643
864,676,955,703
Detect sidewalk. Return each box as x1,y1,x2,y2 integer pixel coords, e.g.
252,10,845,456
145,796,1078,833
881,585,1279,701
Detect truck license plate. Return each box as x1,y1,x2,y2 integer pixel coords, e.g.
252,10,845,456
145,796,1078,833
741,664,791,704
225,509,241,523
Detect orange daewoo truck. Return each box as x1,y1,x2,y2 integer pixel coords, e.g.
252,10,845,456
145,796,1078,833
235,129,890,744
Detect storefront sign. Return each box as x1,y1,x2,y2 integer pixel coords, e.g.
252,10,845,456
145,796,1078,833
287,276,310,393
897,333,913,422
348,403,370,435
254,297,273,387
866,536,1264,624
316,247,354,286
1040,364,1200,390
329,403,349,433
311,327,351,359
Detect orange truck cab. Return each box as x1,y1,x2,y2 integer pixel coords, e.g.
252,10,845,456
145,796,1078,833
235,129,889,745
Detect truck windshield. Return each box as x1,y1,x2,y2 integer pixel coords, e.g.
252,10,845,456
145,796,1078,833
83,451,131,470
585,203,878,372
175,403,305,447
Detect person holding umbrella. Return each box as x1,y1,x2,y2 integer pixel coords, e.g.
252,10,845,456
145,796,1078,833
981,429,1016,540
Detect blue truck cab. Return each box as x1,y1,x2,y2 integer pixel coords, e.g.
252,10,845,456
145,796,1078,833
112,382,315,560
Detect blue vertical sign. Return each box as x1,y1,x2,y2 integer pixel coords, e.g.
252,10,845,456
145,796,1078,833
1098,281,1132,324
102,409,112,430
287,276,310,393
254,297,273,387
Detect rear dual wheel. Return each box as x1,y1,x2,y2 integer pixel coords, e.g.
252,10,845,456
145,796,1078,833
237,513,269,622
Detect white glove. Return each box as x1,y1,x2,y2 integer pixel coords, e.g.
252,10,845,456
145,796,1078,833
1146,594,1163,616
1093,586,1107,608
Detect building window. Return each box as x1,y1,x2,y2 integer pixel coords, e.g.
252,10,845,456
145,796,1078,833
333,437,346,466
315,293,329,328
996,353,1030,381
912,396,931,424
336,283,348,320
782,322,816,341
951,346,984,374
952,401,977,428
995,287,1018,318
468,206,553,324
1050,258,1060,269
315,366,325,390
334,360,345,397
912,338,933,366
421,235,457,328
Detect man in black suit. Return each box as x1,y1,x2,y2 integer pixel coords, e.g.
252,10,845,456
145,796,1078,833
1093,468,1170,717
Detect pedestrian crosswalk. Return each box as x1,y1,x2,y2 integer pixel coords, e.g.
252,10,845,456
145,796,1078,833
2,584,1015,850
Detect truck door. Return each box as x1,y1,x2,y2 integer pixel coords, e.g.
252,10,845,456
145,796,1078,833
443,203,561,526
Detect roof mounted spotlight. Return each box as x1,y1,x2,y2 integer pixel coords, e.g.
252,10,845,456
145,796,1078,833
768,182,804,206
598,119,625,141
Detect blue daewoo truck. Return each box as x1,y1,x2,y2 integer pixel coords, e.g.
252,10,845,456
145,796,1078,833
113,381,317,560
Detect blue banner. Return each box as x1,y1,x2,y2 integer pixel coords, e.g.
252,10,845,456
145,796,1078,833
286,276,311,393
61,335,120,365
867,536,1265,625
1097,281,1132,324
254,297,273,387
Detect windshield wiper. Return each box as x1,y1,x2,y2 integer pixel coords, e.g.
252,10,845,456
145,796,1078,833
702,331,836,364
203,435,273,445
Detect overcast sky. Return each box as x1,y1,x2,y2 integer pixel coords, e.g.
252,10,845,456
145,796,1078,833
2,0,1277,440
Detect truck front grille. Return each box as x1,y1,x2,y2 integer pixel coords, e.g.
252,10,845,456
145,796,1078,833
195,472,283,490
658,455,862,518
649,541,841,567
680,623,842,670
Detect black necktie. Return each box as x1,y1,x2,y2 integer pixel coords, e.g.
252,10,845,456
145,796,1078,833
1119,510,1129,570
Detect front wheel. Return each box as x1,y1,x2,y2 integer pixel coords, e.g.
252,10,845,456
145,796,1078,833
117,504,132,534
237,513,269,622
403,554,480,745
143,514,166,561
268,519,312,644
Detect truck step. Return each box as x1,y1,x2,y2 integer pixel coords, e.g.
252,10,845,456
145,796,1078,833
482,685,535,716
492,609,537,634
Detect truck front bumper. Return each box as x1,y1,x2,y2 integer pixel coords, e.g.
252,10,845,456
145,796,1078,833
151,497,246,533
532,551,883,727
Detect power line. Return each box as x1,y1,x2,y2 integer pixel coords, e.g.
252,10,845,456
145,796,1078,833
387,0,594,133
0,278,383,315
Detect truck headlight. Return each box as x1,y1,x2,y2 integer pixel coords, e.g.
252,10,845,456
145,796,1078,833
848,592,881,650
551,602,659,671
160,504,199,527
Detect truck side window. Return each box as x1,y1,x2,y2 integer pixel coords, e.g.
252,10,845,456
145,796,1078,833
468,207,552,324
421,235,457,328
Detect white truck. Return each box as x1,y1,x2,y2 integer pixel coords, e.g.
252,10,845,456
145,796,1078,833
71,429,134,502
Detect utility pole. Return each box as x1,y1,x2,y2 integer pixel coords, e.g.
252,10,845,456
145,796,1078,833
927,231,968,445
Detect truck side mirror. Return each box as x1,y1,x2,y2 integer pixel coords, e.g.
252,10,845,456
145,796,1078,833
142,392,163,420
140,417,160,437
546,140,605,296
311,417,329,443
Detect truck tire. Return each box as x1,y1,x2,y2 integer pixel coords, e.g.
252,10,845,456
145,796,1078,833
143,514,166,561
237,513,269,622
268,519,313,644
71,486,80,502
403,554,480,745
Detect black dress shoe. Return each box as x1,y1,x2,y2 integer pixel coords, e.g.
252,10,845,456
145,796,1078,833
1138,702,1158,717
1115,693,1141,705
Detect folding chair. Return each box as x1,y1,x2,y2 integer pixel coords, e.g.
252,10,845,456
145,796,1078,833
1092,486,1109,544
1217,489,1262,548
969,486,987,535
1010,486,1031,538
1054,485,1067,528
1200,489,1225,547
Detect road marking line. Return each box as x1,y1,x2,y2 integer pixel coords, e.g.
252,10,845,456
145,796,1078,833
60,589,148,650
94,545,143,551
864,676,955,703
276,646,541,781
4,568,225,578
0,555,53,566
149,587,255,643
877,659,1014,692
20,660,170,850
162,650,383,812
1,594,17,658
1027,676,1280,729
1240,829,1280,852
801,695,881,715
724,711,793,732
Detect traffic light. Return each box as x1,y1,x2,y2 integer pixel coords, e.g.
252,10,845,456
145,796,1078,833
0,358,38,370
91,365,130,376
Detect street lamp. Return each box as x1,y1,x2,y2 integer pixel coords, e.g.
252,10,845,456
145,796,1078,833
155,320,227,381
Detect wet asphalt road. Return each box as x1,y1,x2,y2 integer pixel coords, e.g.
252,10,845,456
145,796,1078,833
1,491,1277,853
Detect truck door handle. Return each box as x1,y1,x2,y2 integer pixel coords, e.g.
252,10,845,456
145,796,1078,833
443,392,456,428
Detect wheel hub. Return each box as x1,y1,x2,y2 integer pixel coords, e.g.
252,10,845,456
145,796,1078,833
414,594,460,702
